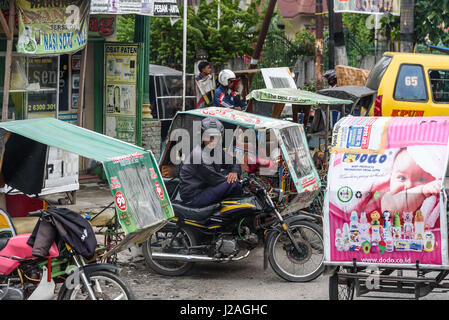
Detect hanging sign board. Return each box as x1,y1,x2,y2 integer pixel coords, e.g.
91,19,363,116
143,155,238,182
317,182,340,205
324,117,449,268
90,0,180,17
104,43,138,144
16,0,89,55
333,0,400,15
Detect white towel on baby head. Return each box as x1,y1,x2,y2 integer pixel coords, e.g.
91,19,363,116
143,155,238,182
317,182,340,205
406,145,447,179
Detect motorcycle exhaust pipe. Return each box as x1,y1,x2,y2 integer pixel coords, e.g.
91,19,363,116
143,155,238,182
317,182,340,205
151,250,250,263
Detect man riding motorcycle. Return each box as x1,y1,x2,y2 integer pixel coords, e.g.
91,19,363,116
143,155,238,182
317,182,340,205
213,69,247,111
178,117,243,207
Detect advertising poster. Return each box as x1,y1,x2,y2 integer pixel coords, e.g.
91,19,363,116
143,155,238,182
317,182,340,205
16,0,89,55
324,117,449,267
334,0,400,15
90,0,180,17
104,43,138,144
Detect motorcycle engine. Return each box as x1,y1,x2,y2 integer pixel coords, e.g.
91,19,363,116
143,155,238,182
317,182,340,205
215,235,239,257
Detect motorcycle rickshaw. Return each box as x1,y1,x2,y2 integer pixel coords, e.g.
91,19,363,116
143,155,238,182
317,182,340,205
0,117,174,300
324,116,449,300
246,87,354,216
150,107,325,282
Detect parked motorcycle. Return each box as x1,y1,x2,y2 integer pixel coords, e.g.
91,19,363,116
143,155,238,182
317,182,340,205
0,209,134,300
143,175,324,282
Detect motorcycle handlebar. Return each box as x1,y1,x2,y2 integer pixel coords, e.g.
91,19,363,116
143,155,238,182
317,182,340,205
27,209,45,217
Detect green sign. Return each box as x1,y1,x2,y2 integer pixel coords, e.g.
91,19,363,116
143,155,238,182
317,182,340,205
16,0,89,55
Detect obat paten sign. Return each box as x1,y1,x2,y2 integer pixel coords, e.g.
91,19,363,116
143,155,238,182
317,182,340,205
16,0,89,55
324,117,449,268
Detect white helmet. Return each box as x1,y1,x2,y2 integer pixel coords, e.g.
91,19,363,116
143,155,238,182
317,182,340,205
218,69,236,86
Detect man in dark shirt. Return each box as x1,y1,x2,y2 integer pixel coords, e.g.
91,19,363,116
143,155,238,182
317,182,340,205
195,61,214,108
179,117,242,207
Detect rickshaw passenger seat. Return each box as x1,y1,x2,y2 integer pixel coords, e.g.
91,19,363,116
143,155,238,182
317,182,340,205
172,201,221,221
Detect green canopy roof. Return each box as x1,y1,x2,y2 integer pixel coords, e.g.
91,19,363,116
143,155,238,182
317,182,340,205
0,118,145,163
247,88,353,105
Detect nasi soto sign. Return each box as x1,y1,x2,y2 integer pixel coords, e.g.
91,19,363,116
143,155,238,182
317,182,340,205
333,0,400,15
16,0,89,55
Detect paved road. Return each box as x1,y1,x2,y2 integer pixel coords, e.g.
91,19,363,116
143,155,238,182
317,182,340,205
117,246,329,300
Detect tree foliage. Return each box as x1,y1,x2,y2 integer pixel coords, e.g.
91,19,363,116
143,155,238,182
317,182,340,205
133,0,263,72
415,0,449,46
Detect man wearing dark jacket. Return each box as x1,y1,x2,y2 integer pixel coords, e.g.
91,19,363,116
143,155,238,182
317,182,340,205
179,117,242,207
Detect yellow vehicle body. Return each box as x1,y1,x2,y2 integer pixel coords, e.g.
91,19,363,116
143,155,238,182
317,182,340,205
367,52,449,117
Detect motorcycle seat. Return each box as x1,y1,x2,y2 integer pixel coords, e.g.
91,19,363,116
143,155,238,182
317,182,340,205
0,237,10,252
172,201,221,221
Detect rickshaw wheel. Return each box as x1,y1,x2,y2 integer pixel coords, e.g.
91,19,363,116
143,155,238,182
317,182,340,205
329,267,355,300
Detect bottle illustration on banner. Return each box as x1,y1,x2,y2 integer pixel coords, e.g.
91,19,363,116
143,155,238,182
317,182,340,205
403,212,414,240
423,231,436,252
359,211,371,243
370,211,382,252
342,223,350,251
335,228,344,251
349,211,360,251
392,211,402,241
414,210,425,240
383,211,392,238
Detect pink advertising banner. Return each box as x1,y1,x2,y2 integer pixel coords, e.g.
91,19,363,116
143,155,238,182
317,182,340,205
324,117,449,268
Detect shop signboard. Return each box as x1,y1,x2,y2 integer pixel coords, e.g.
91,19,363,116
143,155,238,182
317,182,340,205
90,0,180,17
89,15,117,41
104,43,138,144
16,0,89,55
333,0,400,15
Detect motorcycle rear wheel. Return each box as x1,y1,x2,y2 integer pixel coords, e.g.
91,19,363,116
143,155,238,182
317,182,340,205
142,224,197,276
268,220,324,282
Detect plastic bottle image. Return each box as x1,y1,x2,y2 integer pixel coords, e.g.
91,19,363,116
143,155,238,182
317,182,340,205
391,211,402,241
349,211,360,250
349,211,359,231
343,223,350,251
383,211,392,239
423,231,436,252
403,212,414,240
415,210,425,240
359,211,370,243
335,228,344,251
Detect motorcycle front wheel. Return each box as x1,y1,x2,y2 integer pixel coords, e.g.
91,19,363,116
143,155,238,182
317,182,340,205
142,224,197,276
62,270,135,300
268,220,324,282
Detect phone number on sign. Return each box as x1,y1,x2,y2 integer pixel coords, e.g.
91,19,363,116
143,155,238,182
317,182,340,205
28,104,56,112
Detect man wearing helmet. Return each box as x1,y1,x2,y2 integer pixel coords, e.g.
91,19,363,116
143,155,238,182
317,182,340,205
213,69,247,111
178,117,243,207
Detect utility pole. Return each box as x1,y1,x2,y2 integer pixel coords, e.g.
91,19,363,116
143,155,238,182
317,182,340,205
400,0,414,52
248,0,277,84
334,12,348,66
327,0,335,70
315,0,324,91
